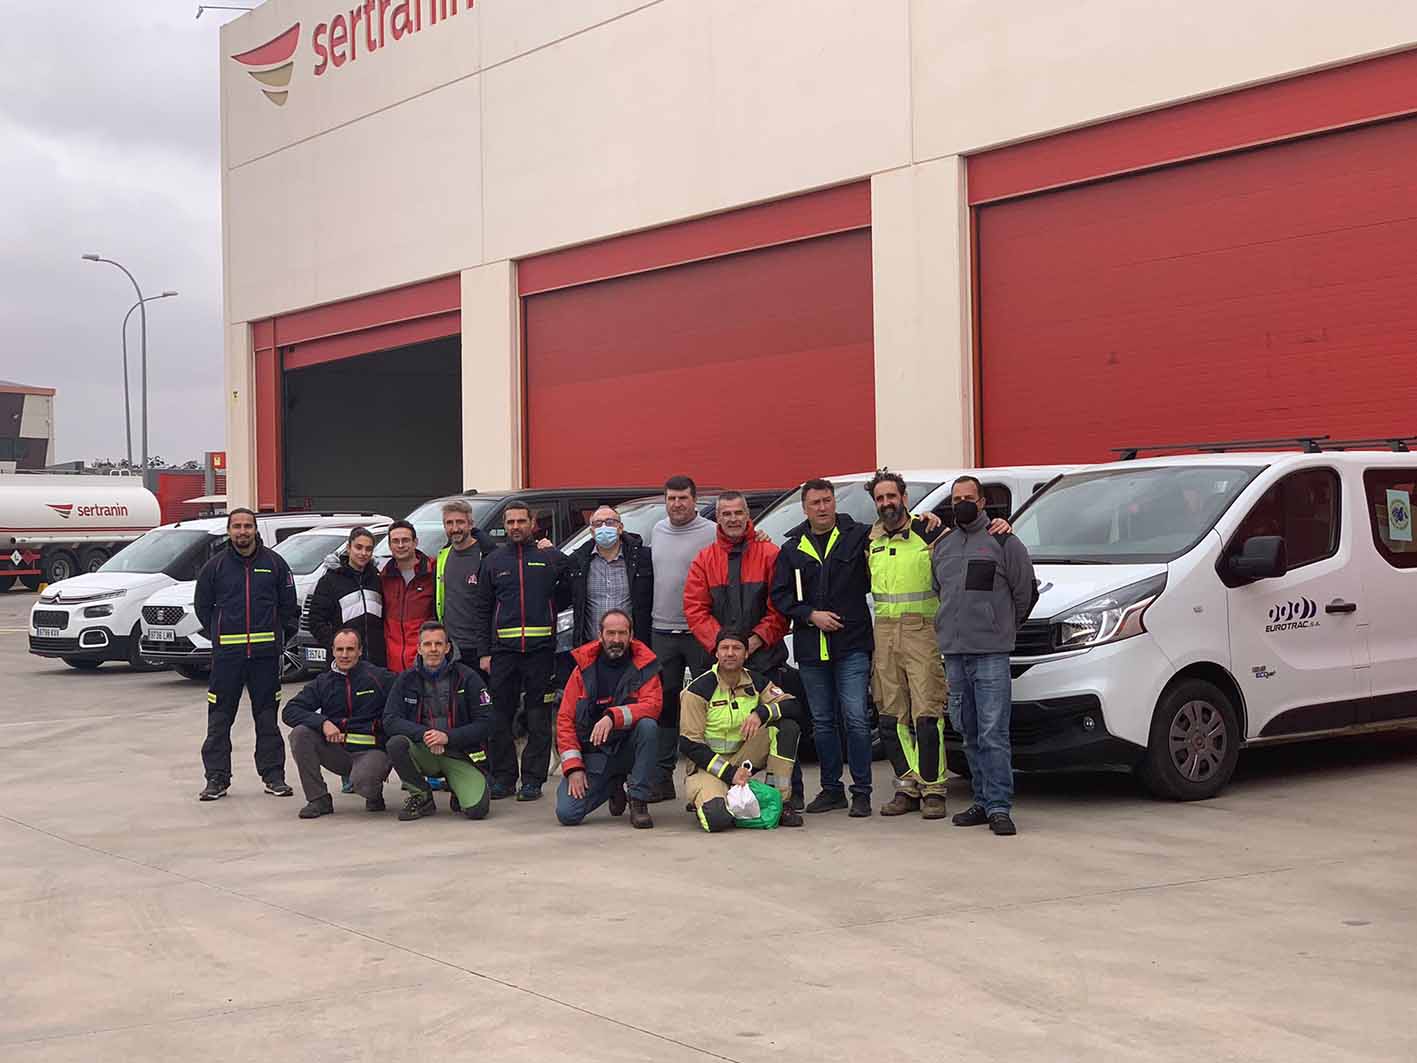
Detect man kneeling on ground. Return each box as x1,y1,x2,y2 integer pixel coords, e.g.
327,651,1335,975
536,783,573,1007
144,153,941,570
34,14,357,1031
555,609,663,829
679,631,804,832
282,626,395,818
383,621,494,822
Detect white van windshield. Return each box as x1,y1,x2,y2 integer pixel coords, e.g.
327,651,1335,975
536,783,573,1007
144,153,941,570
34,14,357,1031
373,498,499,560
275,532,351,575
99,529,213,574
1011,465,1262,563
756,480,940,544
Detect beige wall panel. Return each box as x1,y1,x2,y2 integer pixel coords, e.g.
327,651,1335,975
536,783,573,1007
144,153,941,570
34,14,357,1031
480,0,661,68
871,158,972,469
460,262,520,491
912,0,1417,161
481,0,911,260
223,323,256,510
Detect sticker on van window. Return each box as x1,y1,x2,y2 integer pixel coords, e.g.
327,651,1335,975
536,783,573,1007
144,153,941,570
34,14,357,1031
1386,489,1412,542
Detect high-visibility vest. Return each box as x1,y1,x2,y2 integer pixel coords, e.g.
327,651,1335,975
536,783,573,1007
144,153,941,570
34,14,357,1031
435,546,450,621
868,524,939,619
700,667,782,778
794,525,840,660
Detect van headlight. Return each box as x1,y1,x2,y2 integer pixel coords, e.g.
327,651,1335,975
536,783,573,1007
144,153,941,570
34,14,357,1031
1052,574,1166,651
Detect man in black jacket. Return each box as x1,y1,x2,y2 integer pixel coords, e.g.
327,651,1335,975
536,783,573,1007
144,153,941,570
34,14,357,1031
383,621,495,821
770,479,876,818
568,506,653,644
471,500,572,802
282,626,395,818
194,508,300,801
306,526,386,667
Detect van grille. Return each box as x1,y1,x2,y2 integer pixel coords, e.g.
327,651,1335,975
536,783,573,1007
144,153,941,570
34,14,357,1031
1012,620,1055,657
32,610,69,630
142,605,186,626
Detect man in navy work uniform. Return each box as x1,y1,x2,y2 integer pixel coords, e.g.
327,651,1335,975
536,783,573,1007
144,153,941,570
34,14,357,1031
194,508,300,801
931,475,1035,836
471,499,573,802
281,625,396,818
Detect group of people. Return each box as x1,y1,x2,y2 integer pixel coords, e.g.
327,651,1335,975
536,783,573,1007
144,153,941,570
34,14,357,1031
193,471,1035,835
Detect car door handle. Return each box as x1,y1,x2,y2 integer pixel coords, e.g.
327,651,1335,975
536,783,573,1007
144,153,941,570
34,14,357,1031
1325,600,1357,615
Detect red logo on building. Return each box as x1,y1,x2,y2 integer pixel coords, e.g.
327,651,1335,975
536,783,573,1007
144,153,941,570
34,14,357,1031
230,23,301,107
46,504,73,519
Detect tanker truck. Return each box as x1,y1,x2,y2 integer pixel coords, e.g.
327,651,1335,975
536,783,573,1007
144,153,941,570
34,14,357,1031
0,473,161,589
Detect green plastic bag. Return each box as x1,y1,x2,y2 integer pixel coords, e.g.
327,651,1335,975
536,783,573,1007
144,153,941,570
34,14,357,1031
734,779,782,830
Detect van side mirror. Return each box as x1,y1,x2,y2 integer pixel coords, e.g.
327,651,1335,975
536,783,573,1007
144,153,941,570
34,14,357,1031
1228,535,1287,584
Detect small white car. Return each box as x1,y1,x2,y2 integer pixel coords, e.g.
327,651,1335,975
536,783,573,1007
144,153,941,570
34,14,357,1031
139,521,389,681
29,511,385,672
1001,445,1417,799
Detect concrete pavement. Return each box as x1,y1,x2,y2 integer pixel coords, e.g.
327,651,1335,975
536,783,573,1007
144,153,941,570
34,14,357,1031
1,588,1413,1062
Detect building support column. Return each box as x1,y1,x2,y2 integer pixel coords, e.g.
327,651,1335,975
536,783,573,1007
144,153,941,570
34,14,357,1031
461,261,521,490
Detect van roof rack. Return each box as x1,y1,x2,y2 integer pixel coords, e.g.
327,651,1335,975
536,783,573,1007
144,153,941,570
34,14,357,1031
1112,436,1328,460
1319,436,1417,452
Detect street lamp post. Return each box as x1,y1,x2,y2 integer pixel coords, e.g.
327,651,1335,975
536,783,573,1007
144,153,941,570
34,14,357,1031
119,292,178,468
84,255,160,477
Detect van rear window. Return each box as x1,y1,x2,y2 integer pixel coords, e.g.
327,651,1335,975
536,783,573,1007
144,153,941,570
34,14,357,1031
1362,469,1417,568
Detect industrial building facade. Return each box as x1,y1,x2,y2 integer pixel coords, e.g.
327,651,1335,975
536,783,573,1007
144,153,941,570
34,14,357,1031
219,1,1417,512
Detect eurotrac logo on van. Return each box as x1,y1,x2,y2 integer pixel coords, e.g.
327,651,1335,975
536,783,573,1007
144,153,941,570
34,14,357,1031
1266,598,1319,633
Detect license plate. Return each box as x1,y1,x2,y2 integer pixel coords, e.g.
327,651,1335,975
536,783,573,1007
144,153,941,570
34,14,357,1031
149,628,176,642
36,627,61,638
305,647,327,662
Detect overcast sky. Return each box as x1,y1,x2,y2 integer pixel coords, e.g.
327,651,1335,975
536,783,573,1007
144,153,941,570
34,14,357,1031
0,1,236,465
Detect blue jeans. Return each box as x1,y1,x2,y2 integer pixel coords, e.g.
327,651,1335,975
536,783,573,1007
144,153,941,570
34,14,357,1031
944,653,1013,815
555,717,658,825
800,651,873,797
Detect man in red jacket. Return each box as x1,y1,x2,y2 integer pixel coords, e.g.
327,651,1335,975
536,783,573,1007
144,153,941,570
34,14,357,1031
554,609,662,829
380,520,437,671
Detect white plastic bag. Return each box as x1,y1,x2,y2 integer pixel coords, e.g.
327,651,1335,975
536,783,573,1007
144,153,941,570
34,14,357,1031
726,760,760,819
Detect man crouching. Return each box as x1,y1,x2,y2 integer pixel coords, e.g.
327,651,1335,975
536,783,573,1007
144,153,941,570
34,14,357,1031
383,621,494,821
680,631,804,832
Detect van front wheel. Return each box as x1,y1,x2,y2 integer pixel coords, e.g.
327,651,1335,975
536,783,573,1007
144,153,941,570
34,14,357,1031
1140,679,1239,801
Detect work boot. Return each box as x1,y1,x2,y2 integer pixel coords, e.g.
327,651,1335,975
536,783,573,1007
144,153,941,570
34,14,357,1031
646,779,676,804
263,777,294,797
490,781,515,800
365,795,386,813
779,806,804,828
804,790,848,814
921,795,948,820
952,804,989,827
448,793,461,814
516,783,543,802
298,794,333,819
789,787,806,812
879,792,921,817
197,778,229,802
989,812,1018,836
398,790,436,821
608,780,628,817
629,799,654,829
849,794,871,818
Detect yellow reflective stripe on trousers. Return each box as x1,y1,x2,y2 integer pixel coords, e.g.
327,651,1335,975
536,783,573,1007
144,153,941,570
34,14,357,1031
344,733,376,747
496,626,553,638
207,692,217,703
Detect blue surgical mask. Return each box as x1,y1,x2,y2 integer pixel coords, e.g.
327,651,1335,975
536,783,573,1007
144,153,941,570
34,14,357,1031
593,525,620,549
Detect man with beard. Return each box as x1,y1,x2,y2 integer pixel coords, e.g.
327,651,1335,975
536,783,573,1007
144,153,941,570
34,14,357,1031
435,499,495,663
553,609,662,829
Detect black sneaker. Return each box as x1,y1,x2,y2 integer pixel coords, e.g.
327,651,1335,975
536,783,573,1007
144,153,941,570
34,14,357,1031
264,778,294,797
448,793,461,815
646,780,676,804
804,790,848,814
516,783,543,802
848,794,871,818
608,780,628,817
398,790,436,821
365,796,386,813
952,804,989,827
198,779,229,802
298,794,333,819
789,788,806,812
490,782,515,800
989,812,1018,836
779,806,804,828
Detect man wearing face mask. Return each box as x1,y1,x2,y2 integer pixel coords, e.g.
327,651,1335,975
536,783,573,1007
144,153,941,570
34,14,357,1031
307,526,386,667
931,475,1035,836
569,505,654,646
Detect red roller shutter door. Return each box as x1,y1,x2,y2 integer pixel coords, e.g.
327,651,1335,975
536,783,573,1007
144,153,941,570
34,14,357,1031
523,229,875,488
976,117,1417,464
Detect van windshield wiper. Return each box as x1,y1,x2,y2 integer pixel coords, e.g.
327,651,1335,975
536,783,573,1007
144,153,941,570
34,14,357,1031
1032,556,1115,564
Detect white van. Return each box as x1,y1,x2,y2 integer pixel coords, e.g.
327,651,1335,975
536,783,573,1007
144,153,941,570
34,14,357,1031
139,522,389,681
998,446,1417,799
29,511,386,671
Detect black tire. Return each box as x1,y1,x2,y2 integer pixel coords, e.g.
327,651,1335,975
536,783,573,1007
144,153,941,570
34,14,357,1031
1139,678,1240,801
0,575,14,592
63,658,101,670
43,550,78,584
127,625,162,672
79,547,109,573
19,574,42,591
175,663,209,681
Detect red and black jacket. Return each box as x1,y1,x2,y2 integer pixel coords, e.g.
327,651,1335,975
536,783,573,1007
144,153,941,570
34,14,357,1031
683,519,789,670
470,541,571,658
380,551,436,671
281,659,396,748
382,659,494,756
555,638,662,775
194,538,299,659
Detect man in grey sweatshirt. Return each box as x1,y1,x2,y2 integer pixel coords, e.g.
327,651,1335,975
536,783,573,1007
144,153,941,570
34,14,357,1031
931,475,1035,836
647,475,717,801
